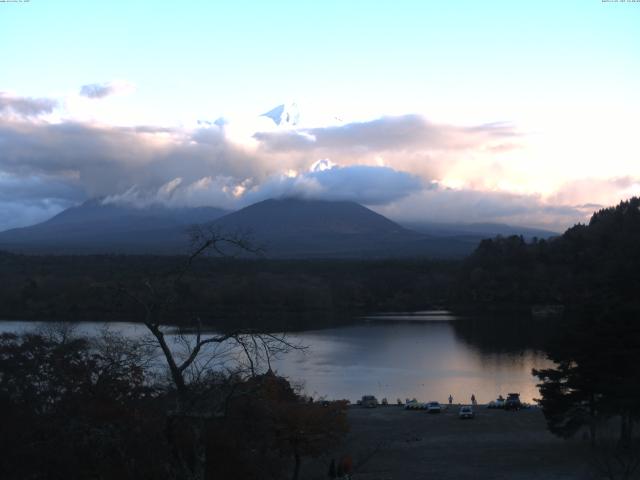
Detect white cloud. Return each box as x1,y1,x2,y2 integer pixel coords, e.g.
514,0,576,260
241,164,423,206
375,186,593,231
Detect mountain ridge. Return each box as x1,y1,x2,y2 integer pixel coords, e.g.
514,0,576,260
0,197,554,258
0,200,229,254
209,197,439,258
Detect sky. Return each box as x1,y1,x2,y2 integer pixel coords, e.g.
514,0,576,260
1,0,639,231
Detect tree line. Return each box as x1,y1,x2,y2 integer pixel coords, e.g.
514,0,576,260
453,197,640,310
0,253,457,329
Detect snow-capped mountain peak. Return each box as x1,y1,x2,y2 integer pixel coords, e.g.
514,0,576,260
260,102,300,127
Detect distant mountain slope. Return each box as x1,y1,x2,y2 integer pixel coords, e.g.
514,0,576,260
215,198,405,236
211,198,478,258
0,200,229,254
401,221,558,240
0,197,510,258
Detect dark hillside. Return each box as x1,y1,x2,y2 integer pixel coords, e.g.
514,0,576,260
454,197,640,311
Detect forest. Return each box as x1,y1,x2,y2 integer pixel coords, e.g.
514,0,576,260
453,197,640,311
0,253,457,329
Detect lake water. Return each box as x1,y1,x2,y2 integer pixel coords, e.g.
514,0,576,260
0,312,553,404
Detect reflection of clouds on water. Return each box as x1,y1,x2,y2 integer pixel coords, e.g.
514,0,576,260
0,315,551,404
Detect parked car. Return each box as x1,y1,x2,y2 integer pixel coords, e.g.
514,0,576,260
361,395,379,408
459,405,475,419
426,401,441,413
487,395,505,409
405,400,426,410
504,393,521,411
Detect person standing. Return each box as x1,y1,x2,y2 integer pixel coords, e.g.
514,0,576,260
448,394,453,405
471,394,476,405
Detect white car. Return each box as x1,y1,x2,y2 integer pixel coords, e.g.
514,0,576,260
459,405,475,419
426,401,441,413
405,400,426,410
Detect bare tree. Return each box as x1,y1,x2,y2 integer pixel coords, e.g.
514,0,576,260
116,226,302,480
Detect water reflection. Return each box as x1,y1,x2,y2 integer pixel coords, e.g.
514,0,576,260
361,310,458,322
275,321,551,404
452,314,556,354
0,313,553,404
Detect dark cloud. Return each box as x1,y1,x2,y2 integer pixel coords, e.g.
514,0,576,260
0,199,75,232
0,92,57,117
0,173,83,231
0,173,84,203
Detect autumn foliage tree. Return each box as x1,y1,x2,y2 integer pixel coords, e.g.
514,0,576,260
0,330,166,480
207,370,349,480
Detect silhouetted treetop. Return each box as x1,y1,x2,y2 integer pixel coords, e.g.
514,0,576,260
456,197,640,309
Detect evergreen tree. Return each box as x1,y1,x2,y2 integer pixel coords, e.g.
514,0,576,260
534,306,640,445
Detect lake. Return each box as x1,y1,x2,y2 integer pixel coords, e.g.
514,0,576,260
0,311,553,404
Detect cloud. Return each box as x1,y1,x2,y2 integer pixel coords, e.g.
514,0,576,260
0,119,262,200
253,115,520,181
101,164,422,210
0,199,75,232
0,92,57,117
0,173,84,203
255,115,516,152
0,173,84,231
547,177,640,208
243,164,424,206
0,93,609,231
102,176,244,209
375,186,593,231
79,81,135,99
0,112,445,205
